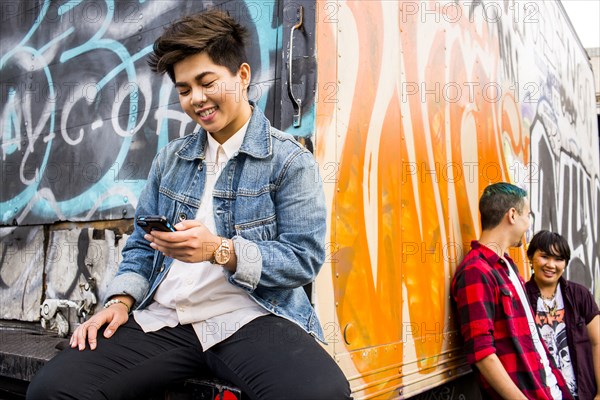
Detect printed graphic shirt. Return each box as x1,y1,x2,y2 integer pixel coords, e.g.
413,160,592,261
535,283,578,397
505,258,561,400
451,241,572,400
527,276,600,399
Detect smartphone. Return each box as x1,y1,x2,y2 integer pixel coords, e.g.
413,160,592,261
136,215,176,233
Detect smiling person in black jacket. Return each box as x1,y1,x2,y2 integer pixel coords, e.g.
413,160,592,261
525,230,600,400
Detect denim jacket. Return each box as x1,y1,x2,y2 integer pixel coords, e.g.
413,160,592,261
105,104,327,341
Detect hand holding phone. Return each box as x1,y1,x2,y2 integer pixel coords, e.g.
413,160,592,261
136,215,176,234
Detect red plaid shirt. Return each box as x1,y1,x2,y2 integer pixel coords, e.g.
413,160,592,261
451,241,573,400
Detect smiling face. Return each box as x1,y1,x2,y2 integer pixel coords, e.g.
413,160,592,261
531,247,567,289
174,52,252,143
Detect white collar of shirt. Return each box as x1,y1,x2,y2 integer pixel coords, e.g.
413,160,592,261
206,116,251,164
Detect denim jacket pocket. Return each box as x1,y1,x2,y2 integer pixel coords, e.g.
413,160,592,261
235,214,277,241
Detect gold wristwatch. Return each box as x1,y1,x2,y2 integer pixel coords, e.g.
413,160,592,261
212,237,231,265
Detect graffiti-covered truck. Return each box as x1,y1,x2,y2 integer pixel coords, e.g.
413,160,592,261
1,0,598,398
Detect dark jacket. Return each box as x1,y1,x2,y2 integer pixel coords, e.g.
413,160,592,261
526,276,600,399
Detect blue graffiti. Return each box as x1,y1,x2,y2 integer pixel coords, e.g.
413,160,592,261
0,0,289,225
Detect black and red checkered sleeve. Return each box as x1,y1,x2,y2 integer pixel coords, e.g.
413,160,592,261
452,260,497,364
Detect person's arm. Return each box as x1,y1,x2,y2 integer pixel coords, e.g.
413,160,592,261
452,264,497,364
105,149,168,304
71,149,169,350
475,354,527,400
69,294,134,351
145,146,326,291
452,263,525,397
145,220,233,268
587,314,600,400
229,148,327,290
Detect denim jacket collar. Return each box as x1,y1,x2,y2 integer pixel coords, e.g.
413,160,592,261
175,101,272,161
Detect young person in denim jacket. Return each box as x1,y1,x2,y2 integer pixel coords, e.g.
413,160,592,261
28,10,350,400
525,231,600,400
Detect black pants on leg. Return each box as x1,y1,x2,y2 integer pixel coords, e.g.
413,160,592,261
26,315,351,400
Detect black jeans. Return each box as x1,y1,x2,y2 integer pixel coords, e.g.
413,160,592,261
26,314,351,400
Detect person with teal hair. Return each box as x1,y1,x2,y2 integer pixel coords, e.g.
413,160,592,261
452,182,572,399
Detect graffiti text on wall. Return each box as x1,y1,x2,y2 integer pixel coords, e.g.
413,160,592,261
0,0,287,225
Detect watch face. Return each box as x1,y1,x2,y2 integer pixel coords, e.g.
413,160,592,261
215,246,230,264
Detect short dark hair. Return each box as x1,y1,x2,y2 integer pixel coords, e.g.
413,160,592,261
147,9,249,82
479,182,527,230
527,230,571,265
